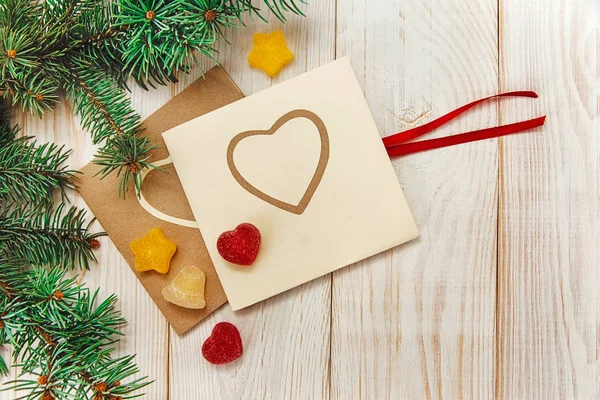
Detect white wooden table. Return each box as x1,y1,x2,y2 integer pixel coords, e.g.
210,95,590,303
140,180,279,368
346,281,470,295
5,0,598,398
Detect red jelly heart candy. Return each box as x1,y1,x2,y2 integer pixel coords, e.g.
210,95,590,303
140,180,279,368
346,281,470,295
217,223,261,266
202,322,243,365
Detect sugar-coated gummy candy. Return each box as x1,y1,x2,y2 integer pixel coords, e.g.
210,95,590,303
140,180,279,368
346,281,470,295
129,227,177,274
162,265,206,309
247,30,294,78
202,322,243,365
217,223,261,266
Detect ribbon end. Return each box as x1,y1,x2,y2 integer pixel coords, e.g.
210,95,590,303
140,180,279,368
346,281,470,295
532,115,547,128
514,90,539,98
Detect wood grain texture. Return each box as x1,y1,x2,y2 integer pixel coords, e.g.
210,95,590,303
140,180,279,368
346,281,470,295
497,0,599,398
331,0,499,398
2,0,598,398
167,3,336,399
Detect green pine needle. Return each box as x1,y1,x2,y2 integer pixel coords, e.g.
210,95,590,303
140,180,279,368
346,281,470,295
0,266,150,398
0,203,106,270
0,45,150,397
95,134,158,197
0,0,306,197
0,135,77,205
0,1,307,394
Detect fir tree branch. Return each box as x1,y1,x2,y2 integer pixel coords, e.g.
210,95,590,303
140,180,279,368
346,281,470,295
61,59,157,196
0,107,18,146
0,81,147,398
2,73,59,117
0,0,307,197
0,266,149,398
0,0,39,30
79,25,127,46
0,135,77,205
62,59,141,143
94,134,157,197
0,204,105,270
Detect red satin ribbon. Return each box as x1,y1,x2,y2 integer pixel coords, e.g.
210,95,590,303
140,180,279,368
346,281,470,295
383,91,546,157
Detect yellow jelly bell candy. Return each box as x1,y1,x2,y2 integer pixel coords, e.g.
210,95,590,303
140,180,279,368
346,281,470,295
129,228,177,274
162,266,206,309
247,30,294,78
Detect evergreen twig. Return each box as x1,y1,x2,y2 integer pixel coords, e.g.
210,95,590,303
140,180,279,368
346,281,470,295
0,203,105,270
0,109,149,398
0,265,150,399
0,0,306,197
0,0,308,396
0,133,76,204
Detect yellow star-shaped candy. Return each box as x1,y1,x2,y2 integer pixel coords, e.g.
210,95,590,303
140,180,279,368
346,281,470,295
130,228,177,274
248,30,294,77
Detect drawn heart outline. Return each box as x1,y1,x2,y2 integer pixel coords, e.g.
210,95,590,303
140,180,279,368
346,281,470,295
226,109,329,215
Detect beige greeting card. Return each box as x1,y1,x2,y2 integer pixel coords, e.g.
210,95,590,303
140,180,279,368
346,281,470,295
162,58,419,310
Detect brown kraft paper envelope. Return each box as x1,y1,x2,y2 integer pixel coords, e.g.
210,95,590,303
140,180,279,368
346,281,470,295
78,66,244,335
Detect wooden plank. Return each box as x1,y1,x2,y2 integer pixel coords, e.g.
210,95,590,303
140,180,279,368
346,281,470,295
497,0,599,398
331,0,500,398
167,4,336,399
